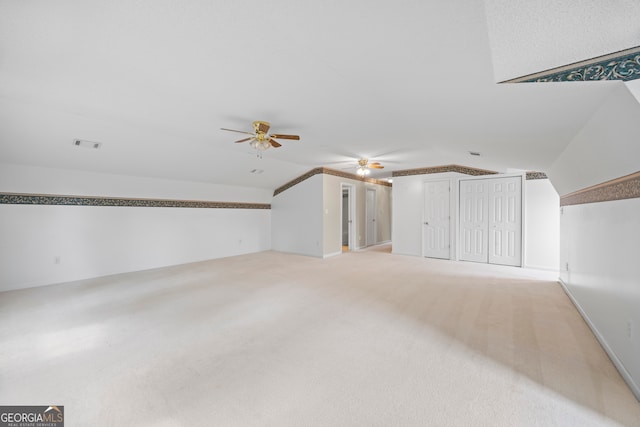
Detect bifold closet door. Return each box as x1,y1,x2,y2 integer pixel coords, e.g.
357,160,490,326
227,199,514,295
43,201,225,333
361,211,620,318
488,177,521,266
460,180,488,262
460,176,522,266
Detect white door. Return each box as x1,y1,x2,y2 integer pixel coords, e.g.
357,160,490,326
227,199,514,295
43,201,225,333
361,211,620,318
460,180,488,263
366,188,376,246
488,177,522,266
423,180,450,259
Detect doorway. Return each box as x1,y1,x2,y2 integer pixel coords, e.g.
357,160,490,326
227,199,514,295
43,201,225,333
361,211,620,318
341,184,355,252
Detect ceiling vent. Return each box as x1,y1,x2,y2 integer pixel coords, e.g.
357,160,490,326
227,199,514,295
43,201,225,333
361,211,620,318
250,169,264,174
74,139,102,149
469,151,481,156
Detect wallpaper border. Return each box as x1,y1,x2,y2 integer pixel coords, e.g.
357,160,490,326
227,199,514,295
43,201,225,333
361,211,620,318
560,171,640,207
0,193,271,209
273,167,391,197
391,164,499,178
502,45,640,83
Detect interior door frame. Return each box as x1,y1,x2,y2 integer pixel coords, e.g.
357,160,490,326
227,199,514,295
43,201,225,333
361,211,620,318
341,183,356,251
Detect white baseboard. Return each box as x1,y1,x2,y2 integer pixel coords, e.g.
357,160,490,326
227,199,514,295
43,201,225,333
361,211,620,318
558,279,640,402
323,251,342,259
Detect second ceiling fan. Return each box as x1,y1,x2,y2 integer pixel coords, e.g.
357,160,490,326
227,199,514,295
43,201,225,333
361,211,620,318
356,158,384,176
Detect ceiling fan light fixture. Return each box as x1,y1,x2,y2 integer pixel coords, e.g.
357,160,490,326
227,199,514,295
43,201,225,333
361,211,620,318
357,167,370,176
249,140,271,151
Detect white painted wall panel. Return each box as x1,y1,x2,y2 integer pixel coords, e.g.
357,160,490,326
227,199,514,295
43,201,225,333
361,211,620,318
524,179,559,270
560,198,640,398
271,174,323,257
0,204,271,291
0,164,273,291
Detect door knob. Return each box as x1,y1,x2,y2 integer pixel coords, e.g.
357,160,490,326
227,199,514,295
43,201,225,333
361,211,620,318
424,222,429,225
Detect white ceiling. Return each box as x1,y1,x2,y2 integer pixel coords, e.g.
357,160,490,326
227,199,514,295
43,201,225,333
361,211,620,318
0,0,633,190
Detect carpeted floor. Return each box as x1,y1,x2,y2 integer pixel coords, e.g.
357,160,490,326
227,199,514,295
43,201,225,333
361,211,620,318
1,245,639,426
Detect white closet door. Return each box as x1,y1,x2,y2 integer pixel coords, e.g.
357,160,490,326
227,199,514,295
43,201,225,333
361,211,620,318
423,180,451,259
488,177,522,266
460,180,488,263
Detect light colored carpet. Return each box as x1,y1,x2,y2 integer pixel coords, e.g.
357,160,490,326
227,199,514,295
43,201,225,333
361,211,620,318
1,245,639,426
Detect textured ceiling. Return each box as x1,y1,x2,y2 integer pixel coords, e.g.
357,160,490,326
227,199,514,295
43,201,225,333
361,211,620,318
0,0,632,190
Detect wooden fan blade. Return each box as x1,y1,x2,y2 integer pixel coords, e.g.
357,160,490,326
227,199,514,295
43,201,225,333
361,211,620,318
369,164,384,169
221,128,255,136
235,137,253,143
269,139,282,148
270,134,300,140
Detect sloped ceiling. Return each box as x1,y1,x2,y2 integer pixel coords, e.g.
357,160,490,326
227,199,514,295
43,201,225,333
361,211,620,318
0,1,634,190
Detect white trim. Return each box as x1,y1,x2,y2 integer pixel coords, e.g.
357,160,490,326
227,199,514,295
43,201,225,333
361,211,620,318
558,278,640,401
323,251,343,259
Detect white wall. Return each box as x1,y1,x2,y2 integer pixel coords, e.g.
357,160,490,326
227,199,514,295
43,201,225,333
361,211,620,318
524,179,559,270
271,174,323,257
560,199,640,399
0,204,270,291
484,0,640,81
548,82,640,399
322,174,391,256
0,164,272,291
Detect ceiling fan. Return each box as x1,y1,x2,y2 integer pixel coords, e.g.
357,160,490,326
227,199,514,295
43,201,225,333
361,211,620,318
221,121,300,157
356,158,384,176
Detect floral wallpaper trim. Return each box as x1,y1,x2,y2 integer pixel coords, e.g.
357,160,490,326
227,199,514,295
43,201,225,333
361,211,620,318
560,171,640,206
525,172,548,180
0,193,271,209
502,46,640,83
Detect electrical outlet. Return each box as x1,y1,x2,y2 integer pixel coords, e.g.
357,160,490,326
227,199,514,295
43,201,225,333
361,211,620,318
627,319,633,340
238,239,242,245
565,262,569,271
54,256,61,265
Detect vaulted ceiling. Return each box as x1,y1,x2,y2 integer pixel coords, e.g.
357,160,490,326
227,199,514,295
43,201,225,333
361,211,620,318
1,1,638,190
